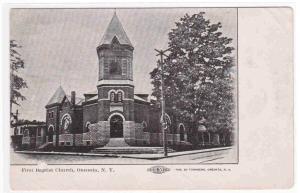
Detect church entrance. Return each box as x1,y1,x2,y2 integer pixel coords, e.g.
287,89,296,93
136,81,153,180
110,115,123,138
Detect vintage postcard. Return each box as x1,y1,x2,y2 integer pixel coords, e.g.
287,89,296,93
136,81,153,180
6,6,293,190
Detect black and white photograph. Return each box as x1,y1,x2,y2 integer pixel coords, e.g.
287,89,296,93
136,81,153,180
3,2,295,190
9,8,238,165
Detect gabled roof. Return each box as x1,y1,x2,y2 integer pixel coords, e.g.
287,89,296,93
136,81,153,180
47,86,66,106
99,12,132,47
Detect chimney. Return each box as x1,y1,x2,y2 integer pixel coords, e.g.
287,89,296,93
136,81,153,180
71,91,76,106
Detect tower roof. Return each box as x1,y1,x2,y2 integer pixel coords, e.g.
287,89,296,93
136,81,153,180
46,86,66,106
99,12,132,47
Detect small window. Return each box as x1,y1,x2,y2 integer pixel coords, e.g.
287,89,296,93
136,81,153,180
104,59,109,74
86,141,91,146
60,142,65,145
121,59,127,76
24,129,29,137
179,124,185,141
49,112,54,119
117,91,123,102
110,92,115,102
66,142,71,146
48,126,54,133
37,128,41,136
85,122,91,132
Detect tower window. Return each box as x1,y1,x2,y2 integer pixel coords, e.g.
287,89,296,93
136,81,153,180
117,91,123,102
121,59,127,76
110,92,115,102
109,60,122,75
104,59,109,74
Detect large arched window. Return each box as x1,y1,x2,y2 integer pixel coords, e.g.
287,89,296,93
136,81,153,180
61,113,72,133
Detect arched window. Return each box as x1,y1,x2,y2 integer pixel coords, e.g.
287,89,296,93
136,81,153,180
110,92,115,102
179,124,185,141
61,113,72,133
48,126,54,133
117,91,123,102
85,122,91,132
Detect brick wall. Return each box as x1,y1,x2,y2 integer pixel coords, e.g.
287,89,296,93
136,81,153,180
97,86,135,121
82,103,98,132
134,102,150,124
46,106,60,134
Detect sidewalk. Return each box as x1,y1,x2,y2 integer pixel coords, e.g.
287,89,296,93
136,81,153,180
15,146,232,160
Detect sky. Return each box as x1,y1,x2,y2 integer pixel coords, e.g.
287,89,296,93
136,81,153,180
10,8,237,121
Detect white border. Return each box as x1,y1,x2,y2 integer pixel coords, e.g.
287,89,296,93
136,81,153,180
1,1,297,193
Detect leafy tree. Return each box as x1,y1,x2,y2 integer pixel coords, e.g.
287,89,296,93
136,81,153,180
150,12,235,138
10,40,28,115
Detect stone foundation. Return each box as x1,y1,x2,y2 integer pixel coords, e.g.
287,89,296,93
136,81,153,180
40,121,189,148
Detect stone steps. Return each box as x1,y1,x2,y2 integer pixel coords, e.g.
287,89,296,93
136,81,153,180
91,146,175,154
105,138,130,147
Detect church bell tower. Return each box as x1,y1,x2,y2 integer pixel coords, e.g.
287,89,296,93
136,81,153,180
96,12,134,122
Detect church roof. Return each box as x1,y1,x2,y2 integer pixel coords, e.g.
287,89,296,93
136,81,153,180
66,95,84,105
99,12,132,47
47,86,66,106
85,95,98,102
134,94,149,103
47,86,84,106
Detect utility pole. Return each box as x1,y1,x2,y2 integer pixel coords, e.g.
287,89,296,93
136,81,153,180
154,48,170,157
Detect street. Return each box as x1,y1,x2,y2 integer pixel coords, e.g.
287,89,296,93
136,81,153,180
11,146,237,165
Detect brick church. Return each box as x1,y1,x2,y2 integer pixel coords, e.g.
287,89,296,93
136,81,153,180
40,12,189,149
